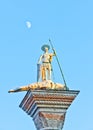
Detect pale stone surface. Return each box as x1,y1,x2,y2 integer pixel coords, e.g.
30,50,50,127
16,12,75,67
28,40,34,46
8,80,67,93
29,80,66,90
37,44,56,81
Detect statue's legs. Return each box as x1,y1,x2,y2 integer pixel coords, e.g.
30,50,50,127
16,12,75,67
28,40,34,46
41,63,52,81
48,69,51,80
47,64,51,80
42,67,46,81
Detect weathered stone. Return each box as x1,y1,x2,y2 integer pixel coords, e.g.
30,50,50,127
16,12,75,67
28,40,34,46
19,89,79,130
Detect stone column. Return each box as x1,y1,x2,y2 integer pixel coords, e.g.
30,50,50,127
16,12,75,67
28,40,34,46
19,89,79,130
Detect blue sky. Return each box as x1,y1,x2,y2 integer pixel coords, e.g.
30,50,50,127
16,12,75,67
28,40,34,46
0,0,93,130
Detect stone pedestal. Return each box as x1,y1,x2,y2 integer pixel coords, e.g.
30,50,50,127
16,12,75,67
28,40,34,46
19,89,79,130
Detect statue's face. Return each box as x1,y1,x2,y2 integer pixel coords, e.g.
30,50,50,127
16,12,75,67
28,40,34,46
44,47,48,52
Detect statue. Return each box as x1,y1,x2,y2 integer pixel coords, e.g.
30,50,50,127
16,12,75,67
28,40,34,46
8,81,66,93
37,44,56,82
8,42,68,93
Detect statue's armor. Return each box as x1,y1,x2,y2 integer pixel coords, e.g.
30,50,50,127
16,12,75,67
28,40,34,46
40,53,52,81
37,45,55,82
42,53,51,63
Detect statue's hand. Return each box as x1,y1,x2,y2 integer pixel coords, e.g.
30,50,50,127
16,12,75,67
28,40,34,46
52,48,56,55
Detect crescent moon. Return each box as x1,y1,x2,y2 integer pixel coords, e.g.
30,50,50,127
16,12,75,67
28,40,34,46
26,21,31,28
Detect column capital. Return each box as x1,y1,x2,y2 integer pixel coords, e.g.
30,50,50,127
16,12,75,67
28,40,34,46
19,89,79,130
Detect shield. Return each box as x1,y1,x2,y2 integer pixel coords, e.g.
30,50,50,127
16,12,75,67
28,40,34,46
37,64,41,82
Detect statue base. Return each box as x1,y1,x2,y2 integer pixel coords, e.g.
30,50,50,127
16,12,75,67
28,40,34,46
19,89,79,130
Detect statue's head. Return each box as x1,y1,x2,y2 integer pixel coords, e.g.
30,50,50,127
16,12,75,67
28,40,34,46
41,44,50,52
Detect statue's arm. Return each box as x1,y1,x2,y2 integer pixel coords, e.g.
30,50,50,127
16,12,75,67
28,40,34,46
50,49,56,57
50,51,56,57
52,48,56,56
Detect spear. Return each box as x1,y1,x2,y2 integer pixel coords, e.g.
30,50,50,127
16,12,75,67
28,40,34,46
49,39,67,88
